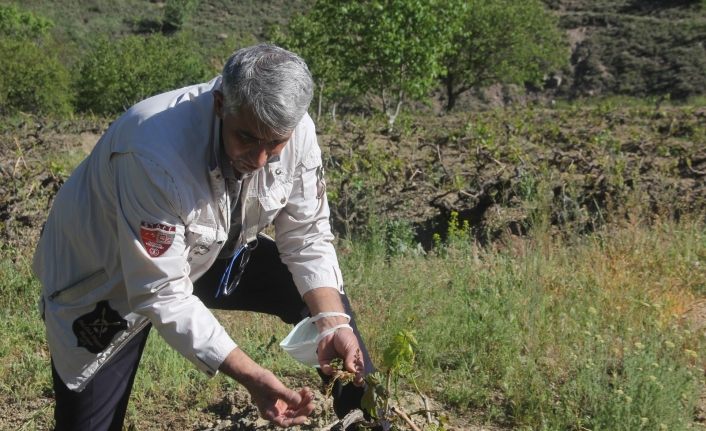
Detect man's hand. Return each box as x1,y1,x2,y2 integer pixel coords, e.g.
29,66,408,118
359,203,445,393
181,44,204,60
317,327,364,386
302,287,365,385
219,348,315,427
243,369,315,427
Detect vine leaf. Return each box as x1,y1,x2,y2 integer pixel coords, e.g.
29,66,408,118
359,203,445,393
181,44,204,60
382,330,418,373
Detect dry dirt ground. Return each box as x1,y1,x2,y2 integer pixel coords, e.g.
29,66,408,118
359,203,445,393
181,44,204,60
183,384,500,431
3,107,706,251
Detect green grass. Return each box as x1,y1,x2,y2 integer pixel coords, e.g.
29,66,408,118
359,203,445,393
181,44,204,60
2,216,705,429
0,254,53,430
340,215,706,429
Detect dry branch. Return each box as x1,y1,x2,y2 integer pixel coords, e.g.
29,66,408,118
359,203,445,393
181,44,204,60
321,409,366,431
391,405,422,431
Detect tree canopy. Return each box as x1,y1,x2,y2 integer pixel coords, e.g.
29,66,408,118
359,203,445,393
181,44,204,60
441,0,567,110
274,0,449,127
275,0,568,118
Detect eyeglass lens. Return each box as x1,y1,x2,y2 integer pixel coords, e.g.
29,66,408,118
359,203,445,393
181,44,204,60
223,246,251,295
218,238,258,297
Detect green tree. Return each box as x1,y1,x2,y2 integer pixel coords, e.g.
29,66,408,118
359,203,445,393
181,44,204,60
275,0,447,129
0,4,52,38
76,33,213,115
271,7,354,123
441,0,567,110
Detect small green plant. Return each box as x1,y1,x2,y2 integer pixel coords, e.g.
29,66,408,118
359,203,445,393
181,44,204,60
446,211,470,246
326,331,435,430
431,211,471,255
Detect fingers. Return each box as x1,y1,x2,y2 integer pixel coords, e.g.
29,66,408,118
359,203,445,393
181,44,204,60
273,386,312,415
316,333,337,375
295,387,315,416
319,358,334,375
350,348,365,386
264,386,315,428
337,330,365,385
243,367,316,428
276,385,303,406
317,329,366,385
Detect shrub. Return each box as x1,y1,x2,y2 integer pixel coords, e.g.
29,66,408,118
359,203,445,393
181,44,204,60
0,5,72,116
76,33,214,115
0,39,74,116
162,0,199,33
0,4,51,39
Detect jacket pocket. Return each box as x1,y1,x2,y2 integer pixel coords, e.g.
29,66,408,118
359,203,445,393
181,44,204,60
259,178,294,212
49,270,109,306
301,145,322,170
185,223,224,258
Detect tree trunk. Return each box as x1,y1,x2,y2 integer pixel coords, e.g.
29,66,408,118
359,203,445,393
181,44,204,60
317,81,324,123
387,99,403,131
444,74,457,111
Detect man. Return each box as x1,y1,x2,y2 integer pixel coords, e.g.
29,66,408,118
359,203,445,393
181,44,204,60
33,43,373,430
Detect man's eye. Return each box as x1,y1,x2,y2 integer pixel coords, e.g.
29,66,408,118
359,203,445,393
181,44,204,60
237,131,258,145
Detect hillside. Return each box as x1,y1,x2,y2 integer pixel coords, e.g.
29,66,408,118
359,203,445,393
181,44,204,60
546,0,706,100
5,0,706,102
5,0,310,55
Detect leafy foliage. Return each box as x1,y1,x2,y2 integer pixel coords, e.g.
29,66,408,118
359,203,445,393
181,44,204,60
557,1,706,99
0,4,52,38
0,5,72,115
270,4,356,120
274,0,448,128
382,330,418,374
162,0,199,33
75,33,214,114
596,18,706,99
360,330,418,424
440,0,567,110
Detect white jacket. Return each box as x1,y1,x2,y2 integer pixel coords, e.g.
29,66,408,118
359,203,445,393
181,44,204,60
32,77,343,391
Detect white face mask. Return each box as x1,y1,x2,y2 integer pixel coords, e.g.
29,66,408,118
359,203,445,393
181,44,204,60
279,312,352,367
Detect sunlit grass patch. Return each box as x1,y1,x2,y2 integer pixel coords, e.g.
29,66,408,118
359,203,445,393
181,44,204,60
343,217,706,429
3,212,705,430
0,256,50,400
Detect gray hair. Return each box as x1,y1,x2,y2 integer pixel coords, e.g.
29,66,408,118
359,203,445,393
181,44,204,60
221,43,314,136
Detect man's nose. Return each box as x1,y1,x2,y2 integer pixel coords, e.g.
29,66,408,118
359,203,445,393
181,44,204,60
253,147,269,168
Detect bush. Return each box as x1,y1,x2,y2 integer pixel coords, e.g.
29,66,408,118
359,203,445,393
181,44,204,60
76,33,214,115
162,0,199,33
0,6,73,116
0,4,51,39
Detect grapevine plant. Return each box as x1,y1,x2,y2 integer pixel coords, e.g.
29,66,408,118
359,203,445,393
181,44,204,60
325,330,441,431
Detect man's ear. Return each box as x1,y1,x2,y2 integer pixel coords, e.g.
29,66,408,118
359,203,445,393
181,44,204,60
213,90,224,119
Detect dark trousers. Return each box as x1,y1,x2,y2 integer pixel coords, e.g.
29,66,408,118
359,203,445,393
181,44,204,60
52,236,373,430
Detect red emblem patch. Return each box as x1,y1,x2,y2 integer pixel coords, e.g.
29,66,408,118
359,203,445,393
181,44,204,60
139,222,176,257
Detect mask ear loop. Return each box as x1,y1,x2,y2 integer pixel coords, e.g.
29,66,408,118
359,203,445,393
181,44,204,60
315,323,353,344
308,312,352,343
309,311,350,322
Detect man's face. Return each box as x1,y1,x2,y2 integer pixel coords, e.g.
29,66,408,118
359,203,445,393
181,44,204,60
214,91,292,176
